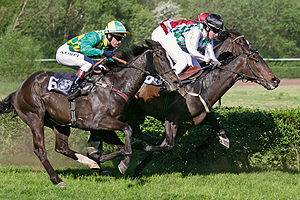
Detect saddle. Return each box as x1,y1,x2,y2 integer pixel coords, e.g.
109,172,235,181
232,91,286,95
179,65,203,81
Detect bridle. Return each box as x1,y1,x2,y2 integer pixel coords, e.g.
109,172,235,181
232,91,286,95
216,34,268,85
184,34,268,112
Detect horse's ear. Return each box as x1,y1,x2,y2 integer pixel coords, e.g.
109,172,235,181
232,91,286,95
145,39,161,50
218,28,229,40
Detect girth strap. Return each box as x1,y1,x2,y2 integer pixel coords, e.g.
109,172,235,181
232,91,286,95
70,100,76,126
184,90,210,113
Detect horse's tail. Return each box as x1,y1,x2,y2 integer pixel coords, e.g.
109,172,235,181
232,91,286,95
0,92,16,115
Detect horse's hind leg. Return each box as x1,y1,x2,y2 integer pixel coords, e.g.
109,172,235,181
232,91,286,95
53,125,100,169
26,117,64,185
88,130,125,164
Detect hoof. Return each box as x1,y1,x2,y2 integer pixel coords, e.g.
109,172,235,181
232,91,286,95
90,162,101,170
57,182,68,188
144,144,153,152
219,136,230,148
118,160,128,174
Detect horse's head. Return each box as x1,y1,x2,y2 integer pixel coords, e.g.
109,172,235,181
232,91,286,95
214,29,280,90
145,39,181,91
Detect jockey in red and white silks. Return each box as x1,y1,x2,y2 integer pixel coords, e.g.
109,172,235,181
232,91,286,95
151,14,223,75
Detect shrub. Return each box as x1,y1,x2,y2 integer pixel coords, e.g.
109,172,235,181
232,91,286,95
0,107,299,171
0,30,44,81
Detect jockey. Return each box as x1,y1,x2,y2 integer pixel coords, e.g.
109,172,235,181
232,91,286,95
151,14,223,76
56,20,130,97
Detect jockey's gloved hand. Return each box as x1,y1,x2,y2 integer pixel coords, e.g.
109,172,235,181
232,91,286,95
98,64,106,70
103,51,115,58
210,59,222,67
108,58,116,63
94,64,106,72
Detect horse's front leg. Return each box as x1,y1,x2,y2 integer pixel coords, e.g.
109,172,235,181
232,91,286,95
92,118,132,174
205,112,229,148
144,119,177,152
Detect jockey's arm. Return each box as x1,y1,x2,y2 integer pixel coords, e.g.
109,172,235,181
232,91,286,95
205,39,218,61
79,32,103,57
185,28,210,63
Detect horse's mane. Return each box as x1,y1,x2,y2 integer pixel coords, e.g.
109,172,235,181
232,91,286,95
214,28,242,46
104,45,149,72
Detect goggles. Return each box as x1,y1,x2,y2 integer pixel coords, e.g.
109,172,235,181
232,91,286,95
210,27,221,34
111,33,126,41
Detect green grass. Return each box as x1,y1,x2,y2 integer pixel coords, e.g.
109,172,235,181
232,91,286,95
0,165,299,200
215,85,300,109
1,80,300,109
0,80,21,98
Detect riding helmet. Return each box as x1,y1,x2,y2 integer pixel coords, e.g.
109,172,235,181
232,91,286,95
205,14,224,32
104,21,130,38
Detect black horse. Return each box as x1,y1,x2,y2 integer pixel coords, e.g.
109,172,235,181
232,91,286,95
0,39,180,186
88,29,280,175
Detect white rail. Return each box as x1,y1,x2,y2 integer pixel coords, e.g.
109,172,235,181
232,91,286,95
34,58,300,62
263,58,300,61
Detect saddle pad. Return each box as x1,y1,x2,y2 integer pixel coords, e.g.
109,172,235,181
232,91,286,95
143,75,162,86
47,72,76,95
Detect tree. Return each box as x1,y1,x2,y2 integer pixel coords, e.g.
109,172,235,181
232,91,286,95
154,0,182,23
0,0,23,34
11,0,83,57
176,0,300,58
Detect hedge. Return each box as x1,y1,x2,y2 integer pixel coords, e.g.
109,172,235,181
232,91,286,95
140,107,300,171
0,107,299,171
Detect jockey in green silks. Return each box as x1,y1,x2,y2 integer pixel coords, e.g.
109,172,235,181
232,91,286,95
56,20,130,97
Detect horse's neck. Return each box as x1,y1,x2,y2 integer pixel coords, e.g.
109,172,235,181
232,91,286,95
214,38,232,58
104,52,148,97
193,56,244,107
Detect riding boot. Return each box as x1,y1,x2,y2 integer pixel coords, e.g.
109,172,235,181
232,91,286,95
67,69,85,100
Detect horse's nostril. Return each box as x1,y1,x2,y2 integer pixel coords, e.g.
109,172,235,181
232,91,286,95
272,77,280,85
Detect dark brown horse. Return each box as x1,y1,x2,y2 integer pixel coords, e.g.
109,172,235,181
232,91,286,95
88,29,280,175
0,40,180,186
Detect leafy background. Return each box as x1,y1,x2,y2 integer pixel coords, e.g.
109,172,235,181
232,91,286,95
1,0,299,60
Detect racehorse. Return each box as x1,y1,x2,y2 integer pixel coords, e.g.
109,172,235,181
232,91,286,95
88,29,280,175
0,39,180,186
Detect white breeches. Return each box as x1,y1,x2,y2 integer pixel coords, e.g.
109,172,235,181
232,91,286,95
151,26,200,75
56,44,94,72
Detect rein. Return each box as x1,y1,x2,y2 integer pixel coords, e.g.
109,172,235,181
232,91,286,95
94,48,172,101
